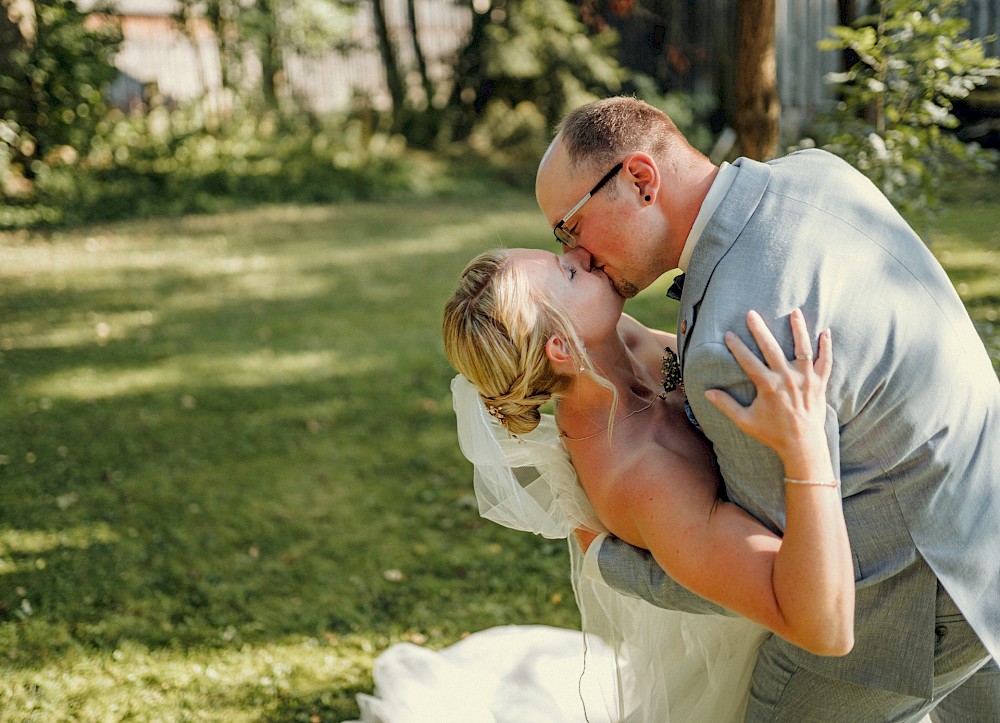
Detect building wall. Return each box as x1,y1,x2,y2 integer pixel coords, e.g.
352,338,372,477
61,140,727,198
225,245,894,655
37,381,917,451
97,0,470,113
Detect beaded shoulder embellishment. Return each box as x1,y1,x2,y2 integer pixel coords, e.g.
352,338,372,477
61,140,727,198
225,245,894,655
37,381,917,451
661,347,683,394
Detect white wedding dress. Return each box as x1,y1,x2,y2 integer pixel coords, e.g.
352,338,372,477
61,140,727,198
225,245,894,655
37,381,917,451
349,376,767,722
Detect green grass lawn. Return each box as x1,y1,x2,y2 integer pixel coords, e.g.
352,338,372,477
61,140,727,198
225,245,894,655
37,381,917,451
1,185,997,721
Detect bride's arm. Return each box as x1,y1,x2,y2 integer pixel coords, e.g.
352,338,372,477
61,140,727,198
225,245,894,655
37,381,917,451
617,313,676,350
622,310,854,656
616,313,677,375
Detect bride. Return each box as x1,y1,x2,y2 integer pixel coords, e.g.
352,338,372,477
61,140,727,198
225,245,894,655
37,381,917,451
353,247,853,722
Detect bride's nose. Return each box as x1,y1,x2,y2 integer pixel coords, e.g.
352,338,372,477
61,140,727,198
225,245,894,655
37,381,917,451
564,247,594,272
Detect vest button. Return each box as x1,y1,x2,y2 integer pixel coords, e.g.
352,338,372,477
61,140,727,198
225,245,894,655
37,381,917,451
680,320,687,334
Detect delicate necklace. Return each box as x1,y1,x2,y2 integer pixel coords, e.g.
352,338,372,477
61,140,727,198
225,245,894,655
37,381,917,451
559,392,667,442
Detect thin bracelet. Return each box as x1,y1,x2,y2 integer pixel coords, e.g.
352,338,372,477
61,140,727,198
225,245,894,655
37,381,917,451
784,477,840,489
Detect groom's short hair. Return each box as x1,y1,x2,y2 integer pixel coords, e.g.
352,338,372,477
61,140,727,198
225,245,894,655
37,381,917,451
557,97,692,173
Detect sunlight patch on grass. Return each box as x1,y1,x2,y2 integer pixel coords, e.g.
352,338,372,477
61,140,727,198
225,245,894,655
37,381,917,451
954,280,1000,319
2,230,337,312
0,524,120,576
2,246,332,305
213,267,332,301
25,349,386,400
171,203,342,230
330,232,476,266
934,244,999,269
0,523,119,556
929,220,1000,371
25,363,186,400
6,310,160,350
1,636,379,722
1,233,229,277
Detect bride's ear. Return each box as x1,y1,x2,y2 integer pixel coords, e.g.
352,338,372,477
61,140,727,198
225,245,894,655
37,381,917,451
545,335,575,372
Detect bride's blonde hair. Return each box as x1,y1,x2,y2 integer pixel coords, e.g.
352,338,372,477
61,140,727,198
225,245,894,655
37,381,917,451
443,249,598,435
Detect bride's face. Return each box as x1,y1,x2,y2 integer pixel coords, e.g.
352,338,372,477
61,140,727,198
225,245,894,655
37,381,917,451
510,248,624,343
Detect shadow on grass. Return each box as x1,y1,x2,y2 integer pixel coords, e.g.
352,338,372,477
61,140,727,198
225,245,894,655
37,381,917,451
256,683,373,723
0,197,579,721
2,188,995,718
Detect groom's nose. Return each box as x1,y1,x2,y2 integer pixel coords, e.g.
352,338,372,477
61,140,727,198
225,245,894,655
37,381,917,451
565,247,594,272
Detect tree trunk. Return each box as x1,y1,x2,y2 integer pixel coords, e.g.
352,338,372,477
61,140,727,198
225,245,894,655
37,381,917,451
837,0,859,71
257,0,282,111
445,0,492,140
405,0,435,109
1,2,21,82
177,0,217,124
372,0,406,128
1,0,38,176
873,1,887,135
733,0,780,160
1,0,34,95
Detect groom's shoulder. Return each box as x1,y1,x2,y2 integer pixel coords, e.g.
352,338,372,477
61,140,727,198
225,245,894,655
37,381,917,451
757,148,881,211
765,148,859,182
769,147,846,168
724,149,862,205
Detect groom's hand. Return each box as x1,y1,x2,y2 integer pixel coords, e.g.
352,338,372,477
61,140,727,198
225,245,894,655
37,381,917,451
574,527,599,553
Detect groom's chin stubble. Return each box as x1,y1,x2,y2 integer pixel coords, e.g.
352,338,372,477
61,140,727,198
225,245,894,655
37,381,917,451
616,279,640,299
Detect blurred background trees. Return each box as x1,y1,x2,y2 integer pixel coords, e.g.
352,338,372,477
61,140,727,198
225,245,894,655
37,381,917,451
0,0,997,228
0,0,121,178
818,0,999,215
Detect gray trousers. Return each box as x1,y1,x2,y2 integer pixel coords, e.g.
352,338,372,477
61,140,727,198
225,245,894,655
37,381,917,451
745,585,1000,722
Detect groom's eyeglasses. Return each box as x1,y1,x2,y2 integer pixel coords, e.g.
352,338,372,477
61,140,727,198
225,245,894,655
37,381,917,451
553,162,623,249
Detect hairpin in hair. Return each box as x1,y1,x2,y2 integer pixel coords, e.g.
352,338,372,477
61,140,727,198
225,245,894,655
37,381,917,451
485,401,525,443
487,404,507,427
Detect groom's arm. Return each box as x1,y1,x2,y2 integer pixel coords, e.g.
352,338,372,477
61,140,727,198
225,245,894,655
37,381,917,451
585,534,737,616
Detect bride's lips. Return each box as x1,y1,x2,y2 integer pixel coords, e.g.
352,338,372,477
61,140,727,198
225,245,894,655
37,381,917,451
594,266,626,298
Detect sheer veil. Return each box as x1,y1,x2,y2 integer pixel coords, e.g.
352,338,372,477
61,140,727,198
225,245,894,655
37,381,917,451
451,373,767,722
451,373,602,539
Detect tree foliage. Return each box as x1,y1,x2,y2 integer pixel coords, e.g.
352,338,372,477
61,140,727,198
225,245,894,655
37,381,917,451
0,0,121,177
818,0,1000,217
174,0,356,113
442,0,624,160
0,0,709,224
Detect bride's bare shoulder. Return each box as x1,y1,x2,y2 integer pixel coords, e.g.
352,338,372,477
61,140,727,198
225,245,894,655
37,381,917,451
574,436,703,546
618,314,675,362
616,314,644,347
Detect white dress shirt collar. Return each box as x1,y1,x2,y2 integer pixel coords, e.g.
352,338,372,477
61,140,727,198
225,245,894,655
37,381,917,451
677,161,736,272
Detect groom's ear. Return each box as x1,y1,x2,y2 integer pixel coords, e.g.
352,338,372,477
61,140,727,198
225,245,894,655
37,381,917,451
545,335,573,370
623,152,659,205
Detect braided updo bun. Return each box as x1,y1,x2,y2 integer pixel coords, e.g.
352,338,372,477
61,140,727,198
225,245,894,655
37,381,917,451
443,249,582,435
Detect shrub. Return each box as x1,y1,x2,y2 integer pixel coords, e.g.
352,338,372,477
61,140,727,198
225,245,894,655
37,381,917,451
1,103,449,228
815,0,1000,218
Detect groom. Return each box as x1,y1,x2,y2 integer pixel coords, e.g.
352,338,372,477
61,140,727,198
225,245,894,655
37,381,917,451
535,97,1000,721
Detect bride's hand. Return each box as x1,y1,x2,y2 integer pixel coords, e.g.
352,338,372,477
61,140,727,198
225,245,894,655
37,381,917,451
704,309,832,465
